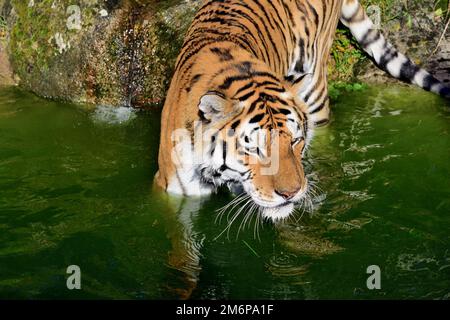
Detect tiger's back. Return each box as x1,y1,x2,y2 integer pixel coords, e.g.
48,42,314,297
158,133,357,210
174,0,343,124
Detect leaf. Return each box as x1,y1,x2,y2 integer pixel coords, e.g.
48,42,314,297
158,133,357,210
353,83,364,91
407,15,413,29
435,8,443,17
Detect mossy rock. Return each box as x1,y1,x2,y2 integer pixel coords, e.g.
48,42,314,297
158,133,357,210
1,0,201,107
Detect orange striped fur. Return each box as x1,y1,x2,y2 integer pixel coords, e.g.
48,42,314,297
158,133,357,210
155,0,449,221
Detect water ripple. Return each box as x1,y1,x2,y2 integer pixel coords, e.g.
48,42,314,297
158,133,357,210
341,159,376,179
267,253,309,277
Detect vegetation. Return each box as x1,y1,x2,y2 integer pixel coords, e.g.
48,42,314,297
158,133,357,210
0,15,6,39
328,82,368,102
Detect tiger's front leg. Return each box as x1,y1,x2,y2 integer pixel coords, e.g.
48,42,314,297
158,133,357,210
163,144,215,197
309,96,331,127
155,123,215,197
290,70,331,127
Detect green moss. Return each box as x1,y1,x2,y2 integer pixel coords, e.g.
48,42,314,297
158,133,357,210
329,28,366,82
0,14,6,34
328,82,368,102
8,0,107,102
10,0,61,83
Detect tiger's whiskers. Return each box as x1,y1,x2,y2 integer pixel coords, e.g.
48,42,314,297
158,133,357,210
236,203,259,240
214,196,253,241
215,193,250,224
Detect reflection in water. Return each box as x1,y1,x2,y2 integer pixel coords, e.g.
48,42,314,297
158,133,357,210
161,194,205,299
276,223,343,257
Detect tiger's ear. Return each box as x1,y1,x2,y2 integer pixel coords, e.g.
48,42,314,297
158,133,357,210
198,91,228,121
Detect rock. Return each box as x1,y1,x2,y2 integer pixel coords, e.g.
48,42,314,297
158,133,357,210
0,0,201,107
0,0,14,86
0,40,14,86
0,0,448,106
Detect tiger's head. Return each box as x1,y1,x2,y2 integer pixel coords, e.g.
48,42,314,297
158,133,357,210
196,86,313,221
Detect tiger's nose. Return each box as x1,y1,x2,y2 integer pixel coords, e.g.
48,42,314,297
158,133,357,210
275,188,300,200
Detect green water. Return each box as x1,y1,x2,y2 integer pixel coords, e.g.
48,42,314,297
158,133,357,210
0,85,449,299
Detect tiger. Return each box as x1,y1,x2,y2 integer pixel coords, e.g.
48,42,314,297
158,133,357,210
155,0,450,222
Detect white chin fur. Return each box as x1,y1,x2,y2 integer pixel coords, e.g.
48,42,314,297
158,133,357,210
261,203,294,222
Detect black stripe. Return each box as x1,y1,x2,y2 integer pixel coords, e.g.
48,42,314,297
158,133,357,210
292,73,310,85
360,29,381,50
219,75,253,90
278,108,291,115
186,74,202,93
219,164,250,176
422,74,440,92
231,120,241,130
399,59,420,83
264,86,285,93
234,82,254,96
237,91,256,101
221,5,273,63
295,38,305,73
308,86,326,109
310,101,326,114
222,140,227,163
378,44,398,71
248,100,261,114
210,47,234,61
439,86,450,98
249,113,265,123
189,27,259,57
236,61,253,74
255,80,280,88
314,118,329,127
220,72,279,90
176,8,265,70
306,1,319,26
252,71,280,82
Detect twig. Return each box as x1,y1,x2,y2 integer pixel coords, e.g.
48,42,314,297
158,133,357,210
430,14,450,57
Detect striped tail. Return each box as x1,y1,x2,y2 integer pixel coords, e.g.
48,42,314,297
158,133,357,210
340,0,450,98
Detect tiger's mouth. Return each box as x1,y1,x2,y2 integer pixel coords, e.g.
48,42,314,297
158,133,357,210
260,202,295,222
246,192,298,222
221,180,305,222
